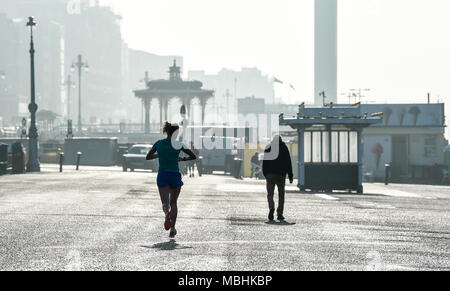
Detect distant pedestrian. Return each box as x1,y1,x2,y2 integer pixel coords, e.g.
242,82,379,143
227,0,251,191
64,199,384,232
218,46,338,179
262,135,293,222
188,141,200,177
250,152,261,179
146,121,197,238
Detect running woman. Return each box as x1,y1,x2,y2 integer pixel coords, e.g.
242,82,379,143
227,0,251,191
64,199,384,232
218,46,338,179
146,122,197,238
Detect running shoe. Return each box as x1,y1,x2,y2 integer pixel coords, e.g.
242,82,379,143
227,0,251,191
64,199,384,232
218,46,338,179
277,215,285,221
169,227,177,238
164,212,172,231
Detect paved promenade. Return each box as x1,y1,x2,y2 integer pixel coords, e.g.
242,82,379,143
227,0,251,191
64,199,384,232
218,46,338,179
0,165,448,270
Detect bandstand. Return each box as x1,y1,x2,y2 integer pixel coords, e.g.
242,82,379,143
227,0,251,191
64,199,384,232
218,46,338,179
134,61,215,133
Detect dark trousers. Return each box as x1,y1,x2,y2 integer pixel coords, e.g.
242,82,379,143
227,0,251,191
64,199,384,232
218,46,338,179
266,174,285,216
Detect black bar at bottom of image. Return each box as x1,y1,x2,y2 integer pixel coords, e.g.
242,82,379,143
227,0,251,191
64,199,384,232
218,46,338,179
157,272,291,289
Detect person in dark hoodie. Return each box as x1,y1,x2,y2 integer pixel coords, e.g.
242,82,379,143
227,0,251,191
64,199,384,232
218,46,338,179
262,135,293,222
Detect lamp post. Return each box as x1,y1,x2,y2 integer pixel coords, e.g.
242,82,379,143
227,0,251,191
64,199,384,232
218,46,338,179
180,104,188,142
71,54,89,133
26,16,40,172
64,74,76,120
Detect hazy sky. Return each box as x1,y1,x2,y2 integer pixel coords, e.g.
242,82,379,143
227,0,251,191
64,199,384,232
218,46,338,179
100,0,449,136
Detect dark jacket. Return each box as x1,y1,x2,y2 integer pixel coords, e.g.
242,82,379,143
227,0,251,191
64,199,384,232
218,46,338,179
262,140,293,180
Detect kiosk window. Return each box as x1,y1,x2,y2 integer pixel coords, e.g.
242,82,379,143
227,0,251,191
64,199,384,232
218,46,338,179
304,132,311,163
322,132,330,163
306,130,358,164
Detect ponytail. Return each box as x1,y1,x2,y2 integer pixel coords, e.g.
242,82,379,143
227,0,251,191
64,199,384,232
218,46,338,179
162,121,179,137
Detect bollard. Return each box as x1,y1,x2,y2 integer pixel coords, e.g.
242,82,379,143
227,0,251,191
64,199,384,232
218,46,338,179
76,152,82,171
122,155,127,172
197,156,203,177
384,164,391,185
59,152,64,173
233,158,243,179
0,144,7,176
231,158,238,178
11,142,25,174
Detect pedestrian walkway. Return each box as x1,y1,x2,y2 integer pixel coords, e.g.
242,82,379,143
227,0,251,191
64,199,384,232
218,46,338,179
0,165,448,270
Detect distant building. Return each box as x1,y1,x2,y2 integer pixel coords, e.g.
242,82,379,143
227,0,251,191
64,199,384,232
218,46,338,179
189,67,275,124
37,20,65,116
237,96,265,116
238,97,298,141
0,13,65,125
361,103,447,182
315,0,338,105
128,49,183,82
0,0,124,124
240,100,447,183
123,48,183,123
63,3,124,123
0,0,67,120
0,0,189,127
0,14,28,125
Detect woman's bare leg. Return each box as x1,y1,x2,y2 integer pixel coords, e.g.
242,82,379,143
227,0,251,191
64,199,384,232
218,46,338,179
158,186,171,215
169,187,181,227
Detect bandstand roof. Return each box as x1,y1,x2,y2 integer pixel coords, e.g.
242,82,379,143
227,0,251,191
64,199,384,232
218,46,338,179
134,60,214,99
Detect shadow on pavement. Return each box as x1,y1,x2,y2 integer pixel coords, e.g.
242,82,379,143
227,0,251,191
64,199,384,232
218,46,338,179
332,193,386,197
265,221,296,226
286,190,307,194
286,189,386,197
141,239,193,251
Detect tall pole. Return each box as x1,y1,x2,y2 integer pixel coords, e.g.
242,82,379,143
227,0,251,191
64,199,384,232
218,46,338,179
315,0,338,105
142,71,150,132
26,16,40,172
72,54,88,134
234,77,237,124
78,57,82,133
65,75,73,120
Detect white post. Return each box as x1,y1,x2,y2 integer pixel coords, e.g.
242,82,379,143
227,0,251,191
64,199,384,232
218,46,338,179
357,128,364,193
298,128,305,190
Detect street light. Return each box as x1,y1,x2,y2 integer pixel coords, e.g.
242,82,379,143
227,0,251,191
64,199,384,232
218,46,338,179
64,75,76,120
71,54,89,133
26,16,40,172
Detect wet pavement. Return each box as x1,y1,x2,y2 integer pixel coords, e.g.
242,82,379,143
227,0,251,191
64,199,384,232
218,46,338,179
0,164,448,271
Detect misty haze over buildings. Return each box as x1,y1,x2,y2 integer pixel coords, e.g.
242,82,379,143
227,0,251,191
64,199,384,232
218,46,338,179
0,0,448,138
0,0,277,128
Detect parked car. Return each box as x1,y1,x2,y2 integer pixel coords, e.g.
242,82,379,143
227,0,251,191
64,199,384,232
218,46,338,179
199,136,242,174
123,144,157,172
